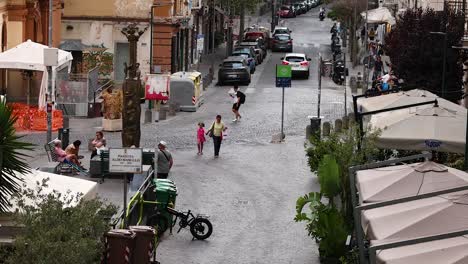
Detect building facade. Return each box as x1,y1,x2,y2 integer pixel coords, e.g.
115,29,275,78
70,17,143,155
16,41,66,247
0,0,62,102
61,0,152,82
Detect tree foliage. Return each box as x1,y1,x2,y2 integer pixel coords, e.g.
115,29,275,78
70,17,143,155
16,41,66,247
306,126,380,222
5,180,117,264
385,6,465,102
0,100,34,213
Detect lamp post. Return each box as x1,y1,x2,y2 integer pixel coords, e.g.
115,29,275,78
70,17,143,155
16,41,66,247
430,31,448,99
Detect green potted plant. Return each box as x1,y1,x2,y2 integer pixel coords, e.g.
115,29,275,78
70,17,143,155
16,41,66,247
295,155,348,263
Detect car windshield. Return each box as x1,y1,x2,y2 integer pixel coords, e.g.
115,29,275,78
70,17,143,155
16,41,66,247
233,53,250,59
275,29,289,34
223,62,244,68
275,35,290,40
286,56,305,62
281,6,290,10
234,48,250,53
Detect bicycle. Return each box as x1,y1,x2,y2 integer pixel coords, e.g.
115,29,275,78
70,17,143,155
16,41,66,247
147,205,213,240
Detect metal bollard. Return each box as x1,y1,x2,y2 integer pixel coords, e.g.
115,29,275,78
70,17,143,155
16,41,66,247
342,116,349,130
159,107,168,121
335,119,342,133
322,122,331,136
348,112,355,126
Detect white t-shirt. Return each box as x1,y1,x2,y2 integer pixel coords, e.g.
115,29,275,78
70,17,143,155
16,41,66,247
382,74,391,83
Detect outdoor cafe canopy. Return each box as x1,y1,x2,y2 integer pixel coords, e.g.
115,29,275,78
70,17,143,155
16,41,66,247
3,169,97,213
370,105,466,154
375,235,468,264
361,190,468,245
356,161,468,204
0,40,73,108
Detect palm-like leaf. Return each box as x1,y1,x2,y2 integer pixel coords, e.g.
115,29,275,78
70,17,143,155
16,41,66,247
0,100,34,212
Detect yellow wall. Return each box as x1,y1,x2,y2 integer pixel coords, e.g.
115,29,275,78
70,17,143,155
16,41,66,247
6,21,22,49
63,0,153,18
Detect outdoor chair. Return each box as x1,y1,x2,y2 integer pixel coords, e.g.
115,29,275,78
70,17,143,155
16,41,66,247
44,140,89,176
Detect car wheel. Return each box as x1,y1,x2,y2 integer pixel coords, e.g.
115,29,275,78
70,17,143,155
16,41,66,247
305,71,310,79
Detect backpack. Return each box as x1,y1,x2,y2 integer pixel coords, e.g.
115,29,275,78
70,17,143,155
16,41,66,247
237,91,246,104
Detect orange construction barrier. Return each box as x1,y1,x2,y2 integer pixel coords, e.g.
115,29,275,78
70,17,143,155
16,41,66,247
9,103,63,131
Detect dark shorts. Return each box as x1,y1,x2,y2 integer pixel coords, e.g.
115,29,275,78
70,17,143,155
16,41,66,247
157,173,169,179
232,103,241,111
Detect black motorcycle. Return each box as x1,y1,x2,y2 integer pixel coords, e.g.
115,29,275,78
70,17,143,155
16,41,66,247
319,11,325,21
148,205,213,240
332,60,346,85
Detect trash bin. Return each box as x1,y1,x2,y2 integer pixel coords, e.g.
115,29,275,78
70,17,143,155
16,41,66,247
152,179,178,227
129,226,156,264
104,229,136,264
58,128,69,149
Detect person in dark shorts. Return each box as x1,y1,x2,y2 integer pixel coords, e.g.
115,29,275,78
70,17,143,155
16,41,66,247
230,85,246,122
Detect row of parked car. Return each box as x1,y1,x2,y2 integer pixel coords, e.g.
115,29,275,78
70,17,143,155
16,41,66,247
277,0,322,18
218,24,300,85
218,26,271,86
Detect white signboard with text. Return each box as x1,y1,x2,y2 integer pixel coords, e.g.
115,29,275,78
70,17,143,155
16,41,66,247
109,148,143,174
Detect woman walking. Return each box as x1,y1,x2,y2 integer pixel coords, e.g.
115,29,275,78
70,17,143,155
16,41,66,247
206,115,227,158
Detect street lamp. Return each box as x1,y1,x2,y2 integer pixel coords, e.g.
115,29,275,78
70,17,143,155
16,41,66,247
429,31,448,99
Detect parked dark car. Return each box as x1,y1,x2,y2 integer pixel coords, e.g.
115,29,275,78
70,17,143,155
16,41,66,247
243,36,268,55
272,34,293,52
232,49,256,74
238,41,266,60
277,5,296,18
218,56,251,86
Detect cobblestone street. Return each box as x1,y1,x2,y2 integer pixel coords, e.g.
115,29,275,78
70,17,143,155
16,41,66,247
20,6,352,264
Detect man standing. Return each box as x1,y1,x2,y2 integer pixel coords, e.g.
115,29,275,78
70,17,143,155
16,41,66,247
373,56,384,81
230,85,246,122
156,141,173,179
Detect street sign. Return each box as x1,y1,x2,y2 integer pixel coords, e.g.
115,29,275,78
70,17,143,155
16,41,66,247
276,65,292,87
109,148,143,174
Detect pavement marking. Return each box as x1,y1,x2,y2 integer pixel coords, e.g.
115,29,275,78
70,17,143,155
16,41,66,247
245,88,256,94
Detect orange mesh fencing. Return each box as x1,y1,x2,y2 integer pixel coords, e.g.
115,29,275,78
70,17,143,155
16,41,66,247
9,103,63,131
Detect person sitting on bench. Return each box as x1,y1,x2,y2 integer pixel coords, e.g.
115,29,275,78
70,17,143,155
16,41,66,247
65,140,83,159
54,140,83,169
91,131,107,159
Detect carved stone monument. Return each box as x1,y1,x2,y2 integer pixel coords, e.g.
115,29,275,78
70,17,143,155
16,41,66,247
121,24,147,147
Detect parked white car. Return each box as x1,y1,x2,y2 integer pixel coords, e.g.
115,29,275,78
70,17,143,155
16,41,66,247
281,53,311,78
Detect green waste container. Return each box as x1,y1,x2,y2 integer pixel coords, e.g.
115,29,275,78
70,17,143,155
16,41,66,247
151,179,178,229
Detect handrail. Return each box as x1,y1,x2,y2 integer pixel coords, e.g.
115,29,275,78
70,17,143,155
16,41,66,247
93,80,112,104
111,168,155,228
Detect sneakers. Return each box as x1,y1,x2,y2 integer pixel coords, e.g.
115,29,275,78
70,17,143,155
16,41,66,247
232,119,238,122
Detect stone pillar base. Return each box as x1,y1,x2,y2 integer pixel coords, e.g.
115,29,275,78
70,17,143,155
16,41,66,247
102,118,122,132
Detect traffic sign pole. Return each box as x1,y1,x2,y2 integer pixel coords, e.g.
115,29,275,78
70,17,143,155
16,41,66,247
276,65,292,141
281,85,285,139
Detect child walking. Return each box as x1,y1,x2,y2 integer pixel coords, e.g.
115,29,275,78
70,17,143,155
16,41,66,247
197,122,206,155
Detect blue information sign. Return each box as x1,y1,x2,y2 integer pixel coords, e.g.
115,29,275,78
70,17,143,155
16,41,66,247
276,77,291,87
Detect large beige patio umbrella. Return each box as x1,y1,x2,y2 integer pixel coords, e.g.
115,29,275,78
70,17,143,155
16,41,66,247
370,105,466,154
356,161,468,203
358,89,466,113
376,235,468,264
361,191,468,244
